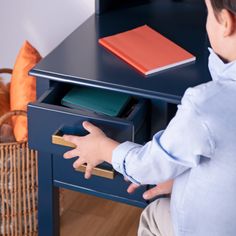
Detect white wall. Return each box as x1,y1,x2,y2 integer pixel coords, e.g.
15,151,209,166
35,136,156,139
0,0,95,75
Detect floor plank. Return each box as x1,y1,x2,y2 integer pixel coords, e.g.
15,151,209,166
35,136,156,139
60,189,142,236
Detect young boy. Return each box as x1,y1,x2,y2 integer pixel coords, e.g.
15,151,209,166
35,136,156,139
63,0,236,235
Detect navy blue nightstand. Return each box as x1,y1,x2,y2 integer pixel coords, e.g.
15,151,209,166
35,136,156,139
28,1,210,235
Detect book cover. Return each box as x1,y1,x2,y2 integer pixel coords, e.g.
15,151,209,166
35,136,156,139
98,25,195,76
61,87,131,117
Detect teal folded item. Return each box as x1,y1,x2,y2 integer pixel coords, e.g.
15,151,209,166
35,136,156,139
61,86,131,117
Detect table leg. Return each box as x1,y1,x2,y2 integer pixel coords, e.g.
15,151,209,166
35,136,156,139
38,151,59,236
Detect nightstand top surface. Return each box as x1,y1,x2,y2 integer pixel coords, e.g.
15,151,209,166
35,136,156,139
31,0,210,103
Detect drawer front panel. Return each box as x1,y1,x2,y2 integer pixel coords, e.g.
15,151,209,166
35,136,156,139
28,85,148,155
28,103,133,155
53,153,147,205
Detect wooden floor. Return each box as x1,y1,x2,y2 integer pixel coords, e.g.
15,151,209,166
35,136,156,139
60,189,143,236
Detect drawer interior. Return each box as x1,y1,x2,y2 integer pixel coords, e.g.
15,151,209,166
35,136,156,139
39,83,143,120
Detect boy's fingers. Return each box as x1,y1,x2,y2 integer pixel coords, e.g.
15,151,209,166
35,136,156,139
82,121,101,134
84,164,93,179
63,149,80,159
73,157,85,169
143,186,160,200
127,183,140,193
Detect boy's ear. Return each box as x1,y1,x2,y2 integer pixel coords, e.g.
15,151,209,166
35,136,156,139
219,9,236,37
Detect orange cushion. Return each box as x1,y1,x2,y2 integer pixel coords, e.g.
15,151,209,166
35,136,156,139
10,41,41,142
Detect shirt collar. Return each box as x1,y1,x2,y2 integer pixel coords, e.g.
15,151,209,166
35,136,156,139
208,48,236,82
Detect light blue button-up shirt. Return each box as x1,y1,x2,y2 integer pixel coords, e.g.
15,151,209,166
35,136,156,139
112,48,236,236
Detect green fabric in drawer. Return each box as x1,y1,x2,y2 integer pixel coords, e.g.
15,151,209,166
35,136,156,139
61,86,131,117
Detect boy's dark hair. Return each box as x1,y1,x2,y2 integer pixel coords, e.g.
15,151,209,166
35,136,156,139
210,0,236,15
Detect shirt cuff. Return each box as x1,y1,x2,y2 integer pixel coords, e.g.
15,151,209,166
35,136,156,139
112,141,142,184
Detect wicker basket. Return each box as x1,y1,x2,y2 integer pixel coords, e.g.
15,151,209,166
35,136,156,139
0,110,38,235
0,68,67,235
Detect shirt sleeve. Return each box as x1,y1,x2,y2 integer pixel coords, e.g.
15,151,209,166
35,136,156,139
112,89,215,185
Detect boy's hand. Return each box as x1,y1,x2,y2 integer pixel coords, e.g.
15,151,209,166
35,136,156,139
63,121,119,179
127,179,174,200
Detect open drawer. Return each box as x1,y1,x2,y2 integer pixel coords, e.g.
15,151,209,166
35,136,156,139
28,83,149,155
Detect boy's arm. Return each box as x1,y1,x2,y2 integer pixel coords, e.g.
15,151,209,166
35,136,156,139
111,89,215,185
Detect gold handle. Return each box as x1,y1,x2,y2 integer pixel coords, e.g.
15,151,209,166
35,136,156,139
51,129,115,179
75,165,115,179
52,133,76,148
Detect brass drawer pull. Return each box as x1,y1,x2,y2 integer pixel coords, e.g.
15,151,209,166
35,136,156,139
52,128,115,179
75,165,115,179
52,133,76,148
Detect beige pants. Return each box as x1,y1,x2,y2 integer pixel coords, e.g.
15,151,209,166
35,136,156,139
138,198,174,236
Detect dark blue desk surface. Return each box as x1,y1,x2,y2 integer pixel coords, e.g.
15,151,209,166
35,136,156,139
30,0,210,103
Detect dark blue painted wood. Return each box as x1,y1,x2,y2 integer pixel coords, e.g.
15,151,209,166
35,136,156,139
30,0,210,104
95,0,153,14
36,77,50,98
37,151,59,236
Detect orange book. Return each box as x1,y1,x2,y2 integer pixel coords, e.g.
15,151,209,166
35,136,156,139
98,25,195,76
